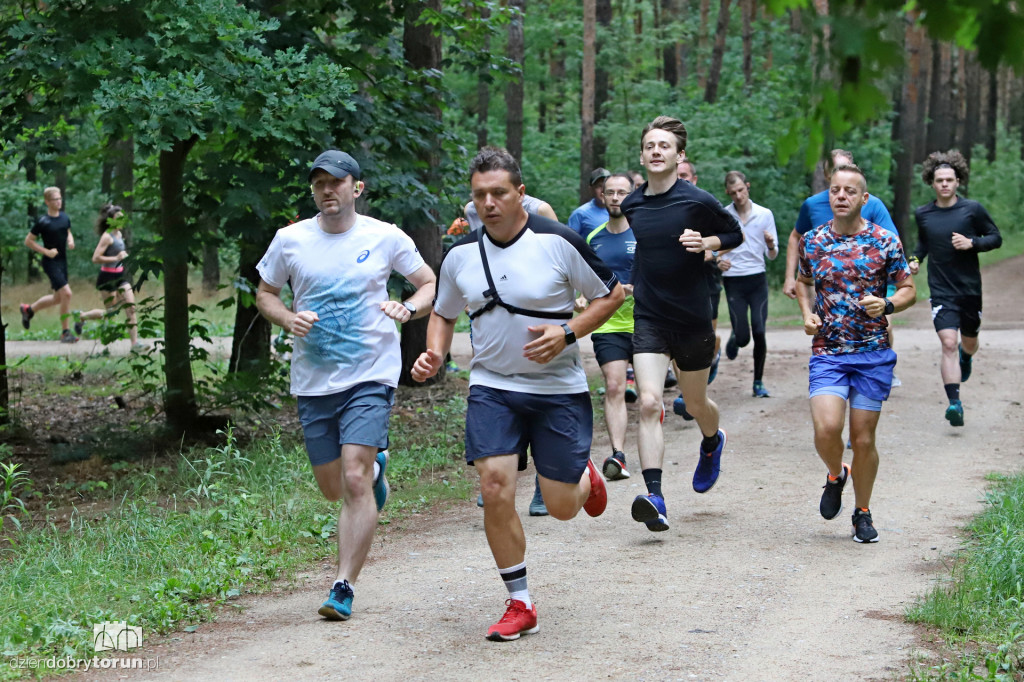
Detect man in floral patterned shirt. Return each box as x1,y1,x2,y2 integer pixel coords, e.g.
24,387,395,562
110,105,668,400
795,164,916,544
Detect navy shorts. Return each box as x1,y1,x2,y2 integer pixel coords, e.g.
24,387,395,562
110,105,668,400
632,318,716,372
42,257,69,290
465,385,592,484
931,296,982,337
296,382,394,466
592,332,632,367
808,349,897,410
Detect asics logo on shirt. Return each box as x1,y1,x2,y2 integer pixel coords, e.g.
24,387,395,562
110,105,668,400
356,250,370,263
499,275,508,281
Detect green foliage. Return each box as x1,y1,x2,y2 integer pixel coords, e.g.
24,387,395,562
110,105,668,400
0,461,31,531
907,473,1024,679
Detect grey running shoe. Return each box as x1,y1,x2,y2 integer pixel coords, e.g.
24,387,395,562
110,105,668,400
602,450,631,481
528,477,548,516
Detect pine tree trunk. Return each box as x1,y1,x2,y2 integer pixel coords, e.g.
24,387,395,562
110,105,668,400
892,15,926,244
926,40,954,153
580,0,596,204
696,0,710,89
505,0,525,165
229,242,271,375
594,0,612,166
986,68,998,161
160,136,200,435
401,0,444,387
741,0,753,91
112,137,135,245
661,0,678,87
963,52,982,166
0,254,8,426
703,0,732,104
476,4,490,148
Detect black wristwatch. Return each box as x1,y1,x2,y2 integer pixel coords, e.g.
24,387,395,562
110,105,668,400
402,301,417,316
561,323,577,345
883,298,894,315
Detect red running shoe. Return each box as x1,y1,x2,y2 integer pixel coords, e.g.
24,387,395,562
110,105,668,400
583,459,607,517
486,599,539,641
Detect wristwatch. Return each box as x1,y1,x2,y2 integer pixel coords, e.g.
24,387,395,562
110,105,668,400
402,301,417,316
883,298,894,315
561,323,577,345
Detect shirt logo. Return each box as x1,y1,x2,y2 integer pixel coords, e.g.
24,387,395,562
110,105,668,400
356,250,370,263
499,275,508,281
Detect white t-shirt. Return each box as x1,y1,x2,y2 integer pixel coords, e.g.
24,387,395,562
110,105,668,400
722,201,778,277
257,214,426,396
435,215,616,395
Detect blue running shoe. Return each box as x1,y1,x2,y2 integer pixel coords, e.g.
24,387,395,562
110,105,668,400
693,429,726,493
958,344,972,382
631,494,669,532
373,450,390,511
945,400,964,427
529,476,549,516
672,395,694,421
707,351,720,385
318,580,354,620
752,380,770,398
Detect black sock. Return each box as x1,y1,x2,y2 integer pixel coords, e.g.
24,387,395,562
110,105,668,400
944,383,960,402
701,432,721,454
642,468,662,497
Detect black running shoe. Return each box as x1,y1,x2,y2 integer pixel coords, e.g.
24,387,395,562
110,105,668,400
958,344,973,382
819,463,850,520
602,450,630,481
664,368,678,389
852,508,879,543
725,331,738,360
20,304,33,330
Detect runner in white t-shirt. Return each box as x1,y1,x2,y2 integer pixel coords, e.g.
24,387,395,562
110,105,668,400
720,170,779,397
256,150,436,622
412,146,622,642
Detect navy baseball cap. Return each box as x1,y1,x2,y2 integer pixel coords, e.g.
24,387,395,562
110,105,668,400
308,150,361,182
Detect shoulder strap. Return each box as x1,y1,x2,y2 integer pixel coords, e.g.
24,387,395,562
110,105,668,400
467,233,572,321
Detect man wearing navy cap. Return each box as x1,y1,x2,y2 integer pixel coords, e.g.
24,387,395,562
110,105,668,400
256,150,437,621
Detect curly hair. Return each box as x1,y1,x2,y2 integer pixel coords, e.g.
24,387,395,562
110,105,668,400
921,150,969,185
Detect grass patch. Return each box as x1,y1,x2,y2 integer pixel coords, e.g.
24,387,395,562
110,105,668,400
0,398,470,679
906,472,1024,680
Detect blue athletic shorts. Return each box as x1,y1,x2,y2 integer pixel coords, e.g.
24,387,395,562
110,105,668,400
808,349,897,412
465,385,592,484
296,382,394,466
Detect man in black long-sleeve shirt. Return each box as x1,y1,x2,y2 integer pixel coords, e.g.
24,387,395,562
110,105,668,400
620,116,744,533
910,150,1002,427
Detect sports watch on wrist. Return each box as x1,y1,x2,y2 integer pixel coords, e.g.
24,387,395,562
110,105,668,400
561,323,577,345
883,298,894,315
402,301,417,316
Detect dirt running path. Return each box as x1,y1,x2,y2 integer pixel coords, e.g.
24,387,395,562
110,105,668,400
73,257,1022,682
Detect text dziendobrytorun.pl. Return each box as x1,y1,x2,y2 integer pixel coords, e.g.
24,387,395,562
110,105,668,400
9,655,162,672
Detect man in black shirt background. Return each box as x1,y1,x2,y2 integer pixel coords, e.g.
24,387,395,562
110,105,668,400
910,150,1002,427
621,116,743,533
20,186,79,343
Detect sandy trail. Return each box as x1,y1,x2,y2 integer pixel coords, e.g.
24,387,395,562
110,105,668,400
55,256,1023,682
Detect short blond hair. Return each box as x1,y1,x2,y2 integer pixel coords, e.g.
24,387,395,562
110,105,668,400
43,186,61,199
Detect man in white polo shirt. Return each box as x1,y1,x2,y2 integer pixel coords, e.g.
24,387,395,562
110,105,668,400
719,170,779,397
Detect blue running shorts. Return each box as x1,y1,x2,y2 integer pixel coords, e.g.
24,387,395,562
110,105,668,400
465,385,592,484
808,349,897,412
296,382,394,466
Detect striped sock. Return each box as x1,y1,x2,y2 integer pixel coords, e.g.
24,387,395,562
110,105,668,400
498,561,530,608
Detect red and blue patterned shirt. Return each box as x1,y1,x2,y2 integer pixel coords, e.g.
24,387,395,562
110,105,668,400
798,220,911,356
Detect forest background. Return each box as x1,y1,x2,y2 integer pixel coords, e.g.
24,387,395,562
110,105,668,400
2,0,1024,431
